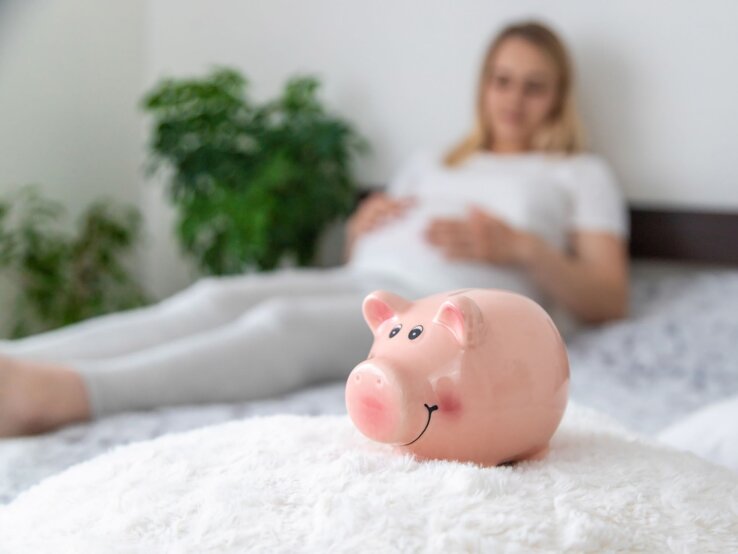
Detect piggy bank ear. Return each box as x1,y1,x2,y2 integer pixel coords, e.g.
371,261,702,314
362,290,411,334
432,295,485,348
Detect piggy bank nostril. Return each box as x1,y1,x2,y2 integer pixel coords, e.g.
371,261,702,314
376,378,382,386
354,374,361,382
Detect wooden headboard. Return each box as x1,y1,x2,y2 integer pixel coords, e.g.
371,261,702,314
629,206,738,265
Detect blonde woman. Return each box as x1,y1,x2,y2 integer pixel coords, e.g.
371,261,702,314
0,20,628,436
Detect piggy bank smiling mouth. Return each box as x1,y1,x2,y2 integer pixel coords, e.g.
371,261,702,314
400,403,439,446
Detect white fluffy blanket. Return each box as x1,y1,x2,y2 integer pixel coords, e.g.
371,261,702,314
2,404,737,553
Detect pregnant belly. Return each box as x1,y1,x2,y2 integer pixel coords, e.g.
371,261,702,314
348,209,541,301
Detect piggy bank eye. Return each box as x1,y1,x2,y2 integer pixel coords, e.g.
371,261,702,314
408,325,424,340
389,324,402,338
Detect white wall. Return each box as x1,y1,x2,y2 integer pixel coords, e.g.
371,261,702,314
0,0,145,216
145,0,738,208
2,1,737,307
0,0,146,333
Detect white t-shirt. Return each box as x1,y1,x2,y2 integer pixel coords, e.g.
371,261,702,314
348,149,628,311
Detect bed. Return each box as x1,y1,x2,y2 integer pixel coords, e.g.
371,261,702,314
2,258,738,501
1,209,738,550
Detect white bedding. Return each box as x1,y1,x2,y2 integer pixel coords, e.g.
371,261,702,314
2,260,738,504
658,393,738,473
2,404,737,553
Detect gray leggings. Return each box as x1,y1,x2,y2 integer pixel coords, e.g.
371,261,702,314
1,266,418,417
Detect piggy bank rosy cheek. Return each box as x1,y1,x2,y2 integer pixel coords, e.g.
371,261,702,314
433,376,463,414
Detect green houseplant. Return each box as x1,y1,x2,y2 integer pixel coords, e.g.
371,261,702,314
0,186,148,338
142,67,369,275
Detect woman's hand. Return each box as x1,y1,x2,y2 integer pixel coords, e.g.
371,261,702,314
424,205,527,265
344,193,416,261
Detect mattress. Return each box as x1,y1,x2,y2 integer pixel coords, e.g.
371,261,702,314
2,259,738,504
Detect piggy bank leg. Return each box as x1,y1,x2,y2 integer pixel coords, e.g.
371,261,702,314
498,445,550,466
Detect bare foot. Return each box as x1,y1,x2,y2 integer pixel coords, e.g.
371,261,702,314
0,354,91,437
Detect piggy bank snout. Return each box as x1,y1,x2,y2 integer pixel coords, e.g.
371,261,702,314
346,361,428,445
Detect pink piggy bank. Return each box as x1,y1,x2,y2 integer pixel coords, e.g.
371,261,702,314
345,288,569,466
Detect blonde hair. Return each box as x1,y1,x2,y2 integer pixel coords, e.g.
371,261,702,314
444,21,586,167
